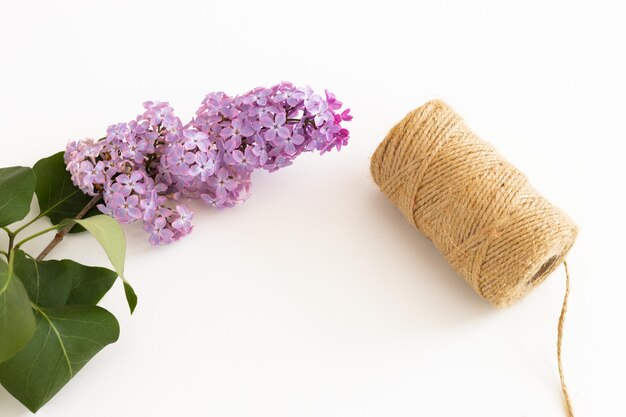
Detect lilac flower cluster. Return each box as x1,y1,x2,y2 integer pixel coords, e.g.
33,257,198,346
65,82,352,244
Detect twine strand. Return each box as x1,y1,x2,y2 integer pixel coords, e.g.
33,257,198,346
558,260,574,417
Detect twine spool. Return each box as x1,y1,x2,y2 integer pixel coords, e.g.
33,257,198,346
370,99,577,307
370,99,579,416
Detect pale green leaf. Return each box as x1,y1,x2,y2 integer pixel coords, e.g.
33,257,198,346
68,215,126,277
62,215,137,313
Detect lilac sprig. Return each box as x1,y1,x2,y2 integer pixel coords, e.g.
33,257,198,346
64,82,352,245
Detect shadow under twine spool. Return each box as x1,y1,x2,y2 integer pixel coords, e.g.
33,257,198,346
370,99,578,416
371,99,577,307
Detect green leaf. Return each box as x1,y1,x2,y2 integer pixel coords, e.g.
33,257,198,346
123,281,137,314
66,264,118,306
0,259,36,363
0,166,36,227
12,250,71,308
32,152,99,233
71,216,125,277
63,215,137,313
0,305,120,412
12,250,117,308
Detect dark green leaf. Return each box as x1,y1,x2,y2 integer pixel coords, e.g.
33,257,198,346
12,250,117,308
0,259,36,363
0,166,36,227
66,264,118,306
123,281,137,314
0,305,120,412
32,152,99,233
12,250,71,308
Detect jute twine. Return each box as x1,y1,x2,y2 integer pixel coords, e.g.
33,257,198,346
370,99,578,415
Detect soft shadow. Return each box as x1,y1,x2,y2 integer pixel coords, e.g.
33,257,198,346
362,180,493,327
122,198,225,257
0,387,29,416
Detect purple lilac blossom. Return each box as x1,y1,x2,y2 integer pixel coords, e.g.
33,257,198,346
64,82,352,244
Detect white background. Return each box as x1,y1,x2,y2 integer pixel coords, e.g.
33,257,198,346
0,1,624,416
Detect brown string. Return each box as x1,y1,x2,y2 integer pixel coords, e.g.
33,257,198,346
370,99,578,307
370,100,579,414
558,260,574,416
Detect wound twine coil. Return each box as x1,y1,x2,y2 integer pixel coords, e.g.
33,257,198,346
370,99,578,415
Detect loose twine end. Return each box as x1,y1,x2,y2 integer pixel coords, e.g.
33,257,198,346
558,260,574,417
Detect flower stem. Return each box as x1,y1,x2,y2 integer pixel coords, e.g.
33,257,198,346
13,190,83,236
12,216,43,236
2,226,15,255
7,232,15,255
14,225,61,250
36,194,102,261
